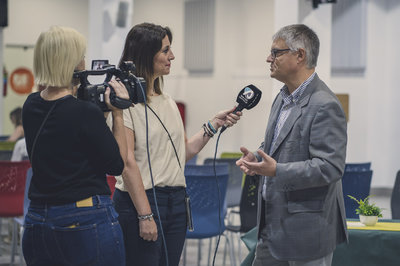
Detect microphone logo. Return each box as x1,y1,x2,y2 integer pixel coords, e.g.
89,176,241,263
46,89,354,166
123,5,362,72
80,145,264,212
243,87,255,99
220,84,262,134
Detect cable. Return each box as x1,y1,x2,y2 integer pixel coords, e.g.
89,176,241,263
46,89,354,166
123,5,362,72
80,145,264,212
212,131,223,266
147,106,181,169
137,81,169,266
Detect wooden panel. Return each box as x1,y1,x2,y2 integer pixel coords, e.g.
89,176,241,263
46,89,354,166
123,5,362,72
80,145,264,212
336,93,349,122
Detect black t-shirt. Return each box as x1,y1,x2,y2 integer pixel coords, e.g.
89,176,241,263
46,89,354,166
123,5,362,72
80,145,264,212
22,92,124,204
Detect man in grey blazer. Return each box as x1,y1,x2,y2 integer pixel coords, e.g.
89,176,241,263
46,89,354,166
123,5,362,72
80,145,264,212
237,24,348,266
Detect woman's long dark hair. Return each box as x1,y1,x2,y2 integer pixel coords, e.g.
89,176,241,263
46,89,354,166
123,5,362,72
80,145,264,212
119,23,172,97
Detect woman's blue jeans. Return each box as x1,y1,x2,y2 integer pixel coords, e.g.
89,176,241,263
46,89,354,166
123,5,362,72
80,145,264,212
22,195,125,266
113,187,187,266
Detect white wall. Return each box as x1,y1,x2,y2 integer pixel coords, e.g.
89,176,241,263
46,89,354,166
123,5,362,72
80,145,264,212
130,0,274,163
331,0,400,188
2,0,400,188
4,0,89,44
1,0,88,135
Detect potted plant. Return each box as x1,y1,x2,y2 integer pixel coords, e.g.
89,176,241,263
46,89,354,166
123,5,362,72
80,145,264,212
347,195,383,226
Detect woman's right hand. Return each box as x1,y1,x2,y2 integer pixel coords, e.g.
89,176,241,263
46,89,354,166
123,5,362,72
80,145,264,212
104,79,131,111
139,219,158,241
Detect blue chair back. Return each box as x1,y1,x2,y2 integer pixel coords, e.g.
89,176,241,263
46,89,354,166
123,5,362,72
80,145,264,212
391,170,400,219
342,170,373,218
186,154,197,165
0,135,10,141
204,158,243,208
345,162,371,172
184,164,229,239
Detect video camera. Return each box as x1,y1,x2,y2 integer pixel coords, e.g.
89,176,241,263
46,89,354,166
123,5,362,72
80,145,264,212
73,61,146,112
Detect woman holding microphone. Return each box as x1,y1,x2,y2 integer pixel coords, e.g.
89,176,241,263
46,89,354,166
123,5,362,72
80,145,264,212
113,22,242,266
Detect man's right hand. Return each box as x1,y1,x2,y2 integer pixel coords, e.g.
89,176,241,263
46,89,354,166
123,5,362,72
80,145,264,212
139,219,158,242
236,146,258,176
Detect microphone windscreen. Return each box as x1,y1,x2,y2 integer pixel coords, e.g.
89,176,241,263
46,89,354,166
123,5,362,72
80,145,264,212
236,84,262,110
220,84,262,133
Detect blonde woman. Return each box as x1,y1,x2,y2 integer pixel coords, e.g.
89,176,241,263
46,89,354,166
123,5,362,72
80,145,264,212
22,26,129,266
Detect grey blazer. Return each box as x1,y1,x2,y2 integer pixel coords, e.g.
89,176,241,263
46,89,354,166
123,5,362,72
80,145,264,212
256,74,348,261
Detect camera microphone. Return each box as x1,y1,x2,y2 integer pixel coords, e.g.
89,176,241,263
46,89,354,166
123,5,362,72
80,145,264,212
220,84,262,133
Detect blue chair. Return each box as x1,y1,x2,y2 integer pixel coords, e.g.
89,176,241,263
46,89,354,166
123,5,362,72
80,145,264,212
11,167,32,265
345,162,371,172
186,154,198,165
390,170,400,219
342,170,373,218
0,135,10,141
203,158,243,209
183,164,235,266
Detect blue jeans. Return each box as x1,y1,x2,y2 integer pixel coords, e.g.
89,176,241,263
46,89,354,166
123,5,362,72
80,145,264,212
22,195,125,266
113,187,187,266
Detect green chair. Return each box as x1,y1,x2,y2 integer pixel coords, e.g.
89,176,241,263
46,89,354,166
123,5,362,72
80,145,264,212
220,152,242,159
0,141,16,160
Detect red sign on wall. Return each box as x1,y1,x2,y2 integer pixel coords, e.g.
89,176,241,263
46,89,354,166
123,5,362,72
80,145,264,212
10,67,34,94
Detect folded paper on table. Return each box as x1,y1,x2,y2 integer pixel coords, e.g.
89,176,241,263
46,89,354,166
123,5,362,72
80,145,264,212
347,221,400,231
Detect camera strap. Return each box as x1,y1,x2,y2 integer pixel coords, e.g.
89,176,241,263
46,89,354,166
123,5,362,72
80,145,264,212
30,100,58,167
147,105,182,169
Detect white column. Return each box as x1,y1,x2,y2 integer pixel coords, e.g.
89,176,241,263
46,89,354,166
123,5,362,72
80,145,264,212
272,0,332,88
274,0,299,30
300,2,332,86
88,0,134,69
88,0,103,68
271,0,300,96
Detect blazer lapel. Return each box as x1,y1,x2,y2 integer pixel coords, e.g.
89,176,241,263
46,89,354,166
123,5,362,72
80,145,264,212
269,103,302,156
269,80,316,156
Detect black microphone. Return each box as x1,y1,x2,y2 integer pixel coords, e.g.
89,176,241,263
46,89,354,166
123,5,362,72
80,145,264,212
220,84,262,133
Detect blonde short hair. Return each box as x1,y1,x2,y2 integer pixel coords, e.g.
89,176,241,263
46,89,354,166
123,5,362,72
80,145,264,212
34,26,86,88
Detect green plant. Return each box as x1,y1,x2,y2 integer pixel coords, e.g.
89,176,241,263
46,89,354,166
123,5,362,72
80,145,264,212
347,195,383,217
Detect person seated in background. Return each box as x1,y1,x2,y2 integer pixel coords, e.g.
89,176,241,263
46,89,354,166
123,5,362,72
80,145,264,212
11,137,28,161
6,107,24,142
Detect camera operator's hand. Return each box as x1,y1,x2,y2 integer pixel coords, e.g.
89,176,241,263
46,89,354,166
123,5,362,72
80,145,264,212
105,79,131,111
106,79,129,167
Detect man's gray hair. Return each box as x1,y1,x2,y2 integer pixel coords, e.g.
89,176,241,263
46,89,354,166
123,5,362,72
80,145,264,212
273,24,319,68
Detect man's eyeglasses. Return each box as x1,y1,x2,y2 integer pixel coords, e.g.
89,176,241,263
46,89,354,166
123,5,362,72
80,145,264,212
270,48,292,60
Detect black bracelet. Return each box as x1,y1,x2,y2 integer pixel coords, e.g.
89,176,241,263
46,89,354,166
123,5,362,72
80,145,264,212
204,123,214,137
202,123,214,137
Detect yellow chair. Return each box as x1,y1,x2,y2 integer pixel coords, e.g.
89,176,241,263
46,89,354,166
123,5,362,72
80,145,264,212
220,152,242,159
0,141,17,160
0,141,16,150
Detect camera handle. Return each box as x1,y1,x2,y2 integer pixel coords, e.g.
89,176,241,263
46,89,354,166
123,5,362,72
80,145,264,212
74,68,133,110
109,89,132,109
